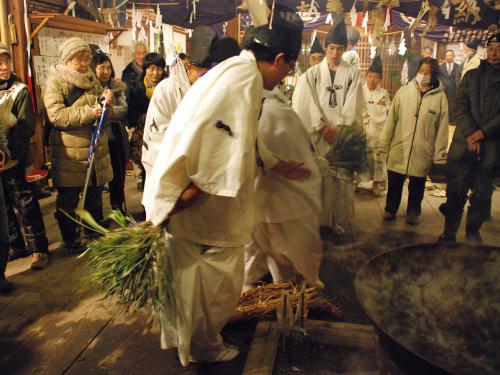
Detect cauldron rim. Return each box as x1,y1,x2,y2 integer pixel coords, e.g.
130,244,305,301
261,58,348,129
354,242,500,375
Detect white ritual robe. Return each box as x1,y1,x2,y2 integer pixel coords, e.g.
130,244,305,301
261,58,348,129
143,50,278,366
292,58,363,226
342,48,360,68
244,89,323,289
142,60,191,177
360,83,391,184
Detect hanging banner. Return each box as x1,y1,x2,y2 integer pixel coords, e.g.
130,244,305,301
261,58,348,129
391,9,493,43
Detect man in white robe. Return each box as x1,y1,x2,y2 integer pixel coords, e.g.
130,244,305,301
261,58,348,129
309,37,325,68
358,56,391,197
142,27,240,177
143,8,308,366
292,15,363,234
244,87,323,291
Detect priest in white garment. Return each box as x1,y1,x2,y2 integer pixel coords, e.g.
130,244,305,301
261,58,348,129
244,86,323,292
309,36,325,67
358,56,391,197
142,27,240,177
143,6,310,366
292,15,363,235
342,26,360,68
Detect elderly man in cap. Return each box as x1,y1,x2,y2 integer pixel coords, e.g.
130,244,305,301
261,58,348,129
292,14,363,236
43,38,113,253
142,27,240,178
143,6,310,366
0,43,50,270
439,33,500,244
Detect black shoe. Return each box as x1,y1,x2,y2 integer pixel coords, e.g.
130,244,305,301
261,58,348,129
8,249,31,261
465,232,483,246
0,279,15,294
438,203,447,216
406,213,420,225
62,241,86,254
438,232,457,244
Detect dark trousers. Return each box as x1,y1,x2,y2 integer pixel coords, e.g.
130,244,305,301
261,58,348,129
1,164,49,255
55,184,103,245
441,155,495,234
385,170,427,215
0,180,9,278
108,136,126,211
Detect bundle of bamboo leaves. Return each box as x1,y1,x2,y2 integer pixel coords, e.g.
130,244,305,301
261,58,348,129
76,210,172,317
231,282,341,322
325,125,370,178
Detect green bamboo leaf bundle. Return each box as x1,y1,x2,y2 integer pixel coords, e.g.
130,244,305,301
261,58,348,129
76,209,173,318
325,125,370,178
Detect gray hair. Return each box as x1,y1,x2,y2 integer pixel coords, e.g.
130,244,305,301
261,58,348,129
131,41,148,57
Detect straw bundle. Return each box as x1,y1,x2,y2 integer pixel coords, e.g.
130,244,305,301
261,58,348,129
325,126,370,178
77,210,173,316
231,282,341,322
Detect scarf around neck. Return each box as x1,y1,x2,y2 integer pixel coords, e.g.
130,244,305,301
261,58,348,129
144,76,157,99
50,64,96,90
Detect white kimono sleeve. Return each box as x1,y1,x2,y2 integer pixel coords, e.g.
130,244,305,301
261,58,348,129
292,68,325,134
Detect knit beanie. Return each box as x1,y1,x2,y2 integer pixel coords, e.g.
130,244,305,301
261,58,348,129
59,37,91,63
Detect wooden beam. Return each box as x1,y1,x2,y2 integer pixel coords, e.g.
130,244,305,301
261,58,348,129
30,16,53,39
29,13,126,35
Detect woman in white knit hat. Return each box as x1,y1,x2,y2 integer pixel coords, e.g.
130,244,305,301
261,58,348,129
42,37,113,253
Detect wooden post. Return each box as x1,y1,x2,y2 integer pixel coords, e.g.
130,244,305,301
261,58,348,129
0,0,8,45
5,0,45,169
5,0,27,83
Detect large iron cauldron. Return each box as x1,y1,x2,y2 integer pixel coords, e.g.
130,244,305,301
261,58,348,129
355,243,500,375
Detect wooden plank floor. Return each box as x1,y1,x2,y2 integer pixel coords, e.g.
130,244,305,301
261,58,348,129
1,176,499,374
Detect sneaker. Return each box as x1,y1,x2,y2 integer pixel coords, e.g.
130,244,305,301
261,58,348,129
0,278,14,294
383,211,396,221
406,214,420,225
190,344,239,364
31,252,49,270
372,182,386,198
372,187,385,198
465,232,483,246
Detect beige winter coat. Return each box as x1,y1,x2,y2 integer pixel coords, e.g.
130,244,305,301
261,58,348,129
378,80,449,178
43,65,113,187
